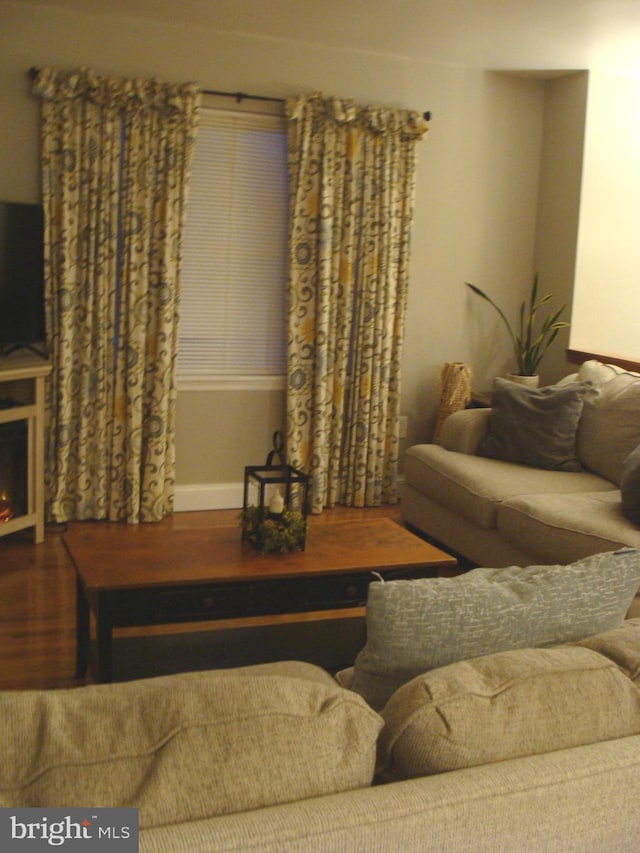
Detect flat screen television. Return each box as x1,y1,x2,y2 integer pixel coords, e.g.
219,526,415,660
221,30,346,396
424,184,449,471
0,201,47,358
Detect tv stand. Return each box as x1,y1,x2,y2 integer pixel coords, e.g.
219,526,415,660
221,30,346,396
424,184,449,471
0,353,51,543
0,341,49,360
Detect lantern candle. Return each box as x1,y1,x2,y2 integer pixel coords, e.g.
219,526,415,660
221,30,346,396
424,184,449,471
269,491,284,515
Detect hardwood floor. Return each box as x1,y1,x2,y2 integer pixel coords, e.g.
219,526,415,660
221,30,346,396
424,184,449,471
0,505,403,691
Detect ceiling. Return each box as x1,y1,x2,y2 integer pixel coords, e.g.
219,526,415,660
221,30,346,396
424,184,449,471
13,0,640,72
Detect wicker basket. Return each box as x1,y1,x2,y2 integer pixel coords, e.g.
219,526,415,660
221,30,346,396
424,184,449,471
433,362,472,444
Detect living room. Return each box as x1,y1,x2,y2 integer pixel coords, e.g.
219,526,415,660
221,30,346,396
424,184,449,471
2,0,638,512
2,2,640,850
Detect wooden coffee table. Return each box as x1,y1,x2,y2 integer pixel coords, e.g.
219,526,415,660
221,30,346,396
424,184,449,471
63,517,456,682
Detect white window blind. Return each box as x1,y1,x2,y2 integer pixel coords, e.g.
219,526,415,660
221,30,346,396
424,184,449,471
177,106,288,386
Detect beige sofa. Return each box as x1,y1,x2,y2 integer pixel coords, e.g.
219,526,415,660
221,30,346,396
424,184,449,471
2,651,640,853
3,552,640,852
402,359,640,569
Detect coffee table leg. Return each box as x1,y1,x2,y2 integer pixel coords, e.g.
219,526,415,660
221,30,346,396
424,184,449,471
94,594,113,683
75,575,90,679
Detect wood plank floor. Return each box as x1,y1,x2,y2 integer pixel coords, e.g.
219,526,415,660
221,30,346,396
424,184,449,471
0,505,403,691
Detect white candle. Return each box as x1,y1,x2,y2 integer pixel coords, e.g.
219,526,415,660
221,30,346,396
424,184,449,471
269,491,284,515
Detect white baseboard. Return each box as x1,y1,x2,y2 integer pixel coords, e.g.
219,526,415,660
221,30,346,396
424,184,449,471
174,482,244,512
175,477,406,513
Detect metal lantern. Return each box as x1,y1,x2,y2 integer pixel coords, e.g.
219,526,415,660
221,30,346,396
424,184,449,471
242,431,310,553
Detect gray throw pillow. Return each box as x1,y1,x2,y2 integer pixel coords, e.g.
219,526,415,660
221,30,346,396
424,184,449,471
349,549,640,710
621,444,640,526
478,377,590,471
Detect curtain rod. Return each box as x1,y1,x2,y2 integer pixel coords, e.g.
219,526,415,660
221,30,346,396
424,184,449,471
28,71,431,120
204,88,286,105
207,88,431,120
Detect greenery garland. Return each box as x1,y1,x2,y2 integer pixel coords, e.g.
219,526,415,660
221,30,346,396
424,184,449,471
240,506,307,554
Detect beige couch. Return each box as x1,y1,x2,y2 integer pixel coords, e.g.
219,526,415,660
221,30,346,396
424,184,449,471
2,554,640,852
402,359,640,570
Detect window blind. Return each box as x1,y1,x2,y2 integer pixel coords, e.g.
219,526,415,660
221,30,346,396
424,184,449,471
177,107,288,385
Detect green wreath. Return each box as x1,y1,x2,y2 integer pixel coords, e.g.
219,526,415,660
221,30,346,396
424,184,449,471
240,506,307,554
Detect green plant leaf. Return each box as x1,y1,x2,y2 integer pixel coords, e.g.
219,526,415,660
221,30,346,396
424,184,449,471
465,281,519,355
466,275,569,376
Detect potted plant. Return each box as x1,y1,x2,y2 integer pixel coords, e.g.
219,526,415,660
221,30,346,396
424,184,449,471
465,274,570,383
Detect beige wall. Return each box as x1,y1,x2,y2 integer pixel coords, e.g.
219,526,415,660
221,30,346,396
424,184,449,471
533,72,588,386
1,1,557,507
404,70,548,438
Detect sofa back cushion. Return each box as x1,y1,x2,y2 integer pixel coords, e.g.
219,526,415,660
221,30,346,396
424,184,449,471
349,550,640,710
621,443,640,526
576,361,640,485
0,661,382,828
376,643,640,781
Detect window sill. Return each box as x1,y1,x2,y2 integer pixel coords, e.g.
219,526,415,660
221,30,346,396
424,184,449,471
566,349,640,373
177,376,286,392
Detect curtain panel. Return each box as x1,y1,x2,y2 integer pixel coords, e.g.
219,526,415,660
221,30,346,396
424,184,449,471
286,93,428,513
32,67,200,523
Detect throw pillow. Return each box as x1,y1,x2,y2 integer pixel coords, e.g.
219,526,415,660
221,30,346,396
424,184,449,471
477,377,590,471
0,662,383,827
376,644,640,781
621,444,640,526
349,549,640,710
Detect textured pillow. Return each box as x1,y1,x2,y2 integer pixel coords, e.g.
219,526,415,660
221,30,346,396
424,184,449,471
376,645,640,780
477,377,590,471
576,371,640,485
0,662,382,827
621,444,640,526
349,549,640,710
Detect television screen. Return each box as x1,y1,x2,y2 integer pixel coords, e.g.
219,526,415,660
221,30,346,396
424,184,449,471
0,201,46,357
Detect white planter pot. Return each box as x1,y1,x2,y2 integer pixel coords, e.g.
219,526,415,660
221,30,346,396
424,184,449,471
505,373,539,388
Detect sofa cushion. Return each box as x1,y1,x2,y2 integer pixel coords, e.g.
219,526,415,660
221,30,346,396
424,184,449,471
621,444,640,526
403,444,612,532
0,661,383,828
349,549,640,710
573,617,640,685
376,644,640,781
477,378,589,472
576,368,640,485
498,490,640,564
577,358,640,386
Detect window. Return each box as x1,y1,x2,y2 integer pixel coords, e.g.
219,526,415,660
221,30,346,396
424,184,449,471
177,100,288,389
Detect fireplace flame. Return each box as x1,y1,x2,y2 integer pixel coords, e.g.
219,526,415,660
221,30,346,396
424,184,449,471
0,489,13,523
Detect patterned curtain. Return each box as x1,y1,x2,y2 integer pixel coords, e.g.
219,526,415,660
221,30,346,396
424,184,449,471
286,93,428,513
32,67,200,523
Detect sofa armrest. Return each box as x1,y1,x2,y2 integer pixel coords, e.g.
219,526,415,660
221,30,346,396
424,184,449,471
440,408,491,455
